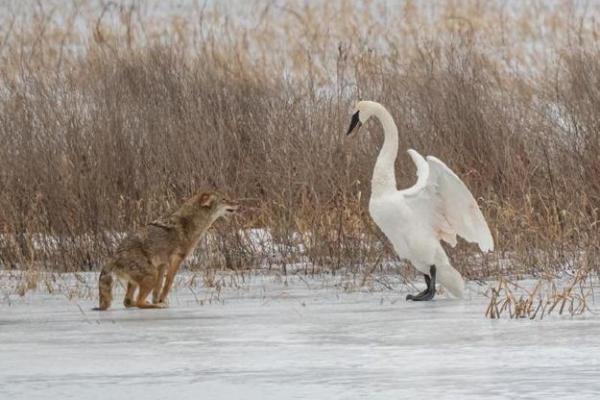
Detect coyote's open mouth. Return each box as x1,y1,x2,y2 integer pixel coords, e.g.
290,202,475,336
224,205,239,214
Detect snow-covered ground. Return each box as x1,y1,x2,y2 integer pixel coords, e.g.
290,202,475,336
1,274,599,400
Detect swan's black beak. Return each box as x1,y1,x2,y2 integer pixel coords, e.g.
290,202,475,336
346,111,362,135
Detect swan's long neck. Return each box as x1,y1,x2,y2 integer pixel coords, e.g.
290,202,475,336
370,104,398,197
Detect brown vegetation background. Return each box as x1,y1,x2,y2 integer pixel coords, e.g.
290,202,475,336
0,0,599,285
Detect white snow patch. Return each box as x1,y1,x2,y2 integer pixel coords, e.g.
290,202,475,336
0,274,599,400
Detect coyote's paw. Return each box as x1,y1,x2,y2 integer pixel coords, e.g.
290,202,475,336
156,297,169,305
155,302,168,309
123,298,135,308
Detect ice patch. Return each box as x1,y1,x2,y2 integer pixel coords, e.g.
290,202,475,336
1,274,599,400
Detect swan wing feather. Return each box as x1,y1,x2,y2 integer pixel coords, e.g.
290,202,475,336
400,149,429,196
403,151,494,252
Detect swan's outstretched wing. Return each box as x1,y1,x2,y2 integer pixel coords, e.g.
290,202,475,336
400,149,429,196
402,149,494,252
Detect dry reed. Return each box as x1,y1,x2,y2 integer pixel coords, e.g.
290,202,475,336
0,1,598,303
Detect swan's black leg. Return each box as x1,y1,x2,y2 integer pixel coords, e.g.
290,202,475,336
406,265,436,301
406,274,430,300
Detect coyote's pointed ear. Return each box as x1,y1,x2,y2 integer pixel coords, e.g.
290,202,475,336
198,192,216,207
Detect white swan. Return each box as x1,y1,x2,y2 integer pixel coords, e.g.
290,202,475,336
346,101,494,300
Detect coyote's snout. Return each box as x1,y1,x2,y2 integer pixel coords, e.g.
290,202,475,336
95,191,238,311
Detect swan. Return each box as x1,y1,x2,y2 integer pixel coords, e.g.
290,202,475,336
346,101,494,301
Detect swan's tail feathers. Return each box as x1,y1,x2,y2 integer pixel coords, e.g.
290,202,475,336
436,264,464,298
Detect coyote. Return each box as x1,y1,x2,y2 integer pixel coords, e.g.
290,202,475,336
95,191,239,310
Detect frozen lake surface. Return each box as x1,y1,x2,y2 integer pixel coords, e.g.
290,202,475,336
1,274,599,400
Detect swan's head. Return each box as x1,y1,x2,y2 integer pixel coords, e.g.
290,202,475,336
346,101,378,135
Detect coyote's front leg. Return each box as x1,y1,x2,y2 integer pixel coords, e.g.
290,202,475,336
152,265,166,304
157,255,184,304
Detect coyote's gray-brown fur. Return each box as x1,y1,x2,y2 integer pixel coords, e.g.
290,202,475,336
96,191,238,310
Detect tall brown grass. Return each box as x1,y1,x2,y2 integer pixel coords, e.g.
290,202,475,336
0,1,598,292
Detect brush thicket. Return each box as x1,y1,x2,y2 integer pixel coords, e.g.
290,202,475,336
0,1,598,303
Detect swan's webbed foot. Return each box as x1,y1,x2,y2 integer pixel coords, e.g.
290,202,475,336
406,265,436,301
405,274,430,300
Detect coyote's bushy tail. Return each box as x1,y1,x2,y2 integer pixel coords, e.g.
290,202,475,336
94,262,115,311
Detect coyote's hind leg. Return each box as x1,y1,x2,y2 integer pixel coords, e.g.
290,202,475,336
136,276,166,309
124,282,138,308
